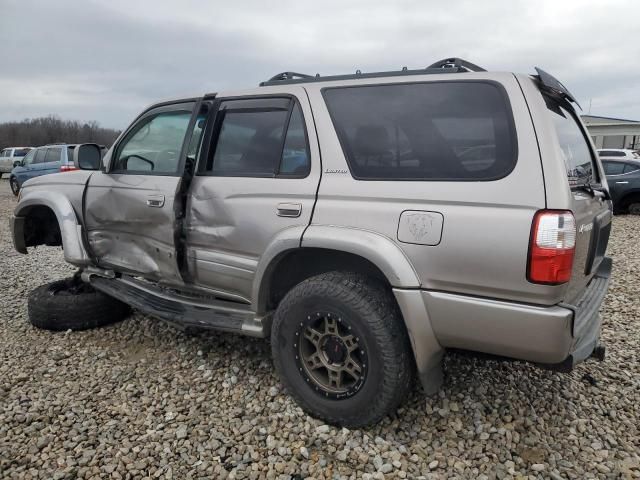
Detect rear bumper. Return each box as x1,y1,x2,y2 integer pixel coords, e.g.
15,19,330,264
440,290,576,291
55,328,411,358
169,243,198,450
423,256,612,367
557,256,612,368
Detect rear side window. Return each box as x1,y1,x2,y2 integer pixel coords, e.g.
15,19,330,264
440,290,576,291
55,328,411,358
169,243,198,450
547,101,596,187
323,81,517,180
624,163,640,173
45,147,62,163
206,99,310,177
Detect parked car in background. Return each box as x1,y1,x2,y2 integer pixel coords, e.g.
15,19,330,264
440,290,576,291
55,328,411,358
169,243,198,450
0,147,33,175
597,148,640,161
9,143,105,196
601,159,640,213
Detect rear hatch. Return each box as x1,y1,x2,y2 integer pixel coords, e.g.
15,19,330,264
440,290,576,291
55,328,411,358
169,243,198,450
540,75,611,303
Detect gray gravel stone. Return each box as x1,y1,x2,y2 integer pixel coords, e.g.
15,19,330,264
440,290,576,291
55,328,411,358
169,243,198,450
1,180,640,479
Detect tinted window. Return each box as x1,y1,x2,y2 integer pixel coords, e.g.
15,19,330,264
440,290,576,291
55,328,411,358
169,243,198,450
210,109,287,176
547,102,596,187
280,103,310,176
13,148,30,157
623,163,640,174
67,146,75,163
45,147,62,163
599,150,625,157
323,82,517,180
113,111,192,174
34,149,47,164
1,149,10,157
603,161,624,175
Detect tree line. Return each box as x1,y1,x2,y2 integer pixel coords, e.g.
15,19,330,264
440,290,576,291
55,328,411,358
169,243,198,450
0,116,121,149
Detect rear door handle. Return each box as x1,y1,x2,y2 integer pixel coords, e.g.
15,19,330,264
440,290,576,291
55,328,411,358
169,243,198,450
615,181,629,184
277,202,302,217
146,194,165,207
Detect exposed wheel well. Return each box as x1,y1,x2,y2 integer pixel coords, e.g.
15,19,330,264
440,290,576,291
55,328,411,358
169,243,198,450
22,206,62,248
259,248,390,314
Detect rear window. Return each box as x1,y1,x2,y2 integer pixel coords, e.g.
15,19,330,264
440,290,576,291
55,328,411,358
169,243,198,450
323,81,517,180
13,148,30,157
547,101,596,187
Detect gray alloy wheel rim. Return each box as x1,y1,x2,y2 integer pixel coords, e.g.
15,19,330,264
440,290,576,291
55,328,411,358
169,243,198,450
295,312,367,399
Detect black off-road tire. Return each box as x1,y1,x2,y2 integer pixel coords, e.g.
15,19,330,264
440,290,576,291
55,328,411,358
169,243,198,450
10,176,20,196
271,271,415,427
28,277,130,331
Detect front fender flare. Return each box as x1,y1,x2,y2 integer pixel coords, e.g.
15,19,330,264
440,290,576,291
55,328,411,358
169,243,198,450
13,190,90,266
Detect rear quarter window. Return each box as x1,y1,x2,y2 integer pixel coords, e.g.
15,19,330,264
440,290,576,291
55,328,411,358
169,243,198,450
547,100,597,187
322,81,517,181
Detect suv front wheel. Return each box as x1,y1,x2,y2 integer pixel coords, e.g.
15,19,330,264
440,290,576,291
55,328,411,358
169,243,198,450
271,271,415,427
10,176,19,196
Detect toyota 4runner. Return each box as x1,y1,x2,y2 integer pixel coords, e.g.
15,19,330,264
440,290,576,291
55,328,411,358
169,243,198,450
11,58,613,426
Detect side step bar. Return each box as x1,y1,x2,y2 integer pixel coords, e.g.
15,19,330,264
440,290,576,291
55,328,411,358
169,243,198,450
90,276,266,337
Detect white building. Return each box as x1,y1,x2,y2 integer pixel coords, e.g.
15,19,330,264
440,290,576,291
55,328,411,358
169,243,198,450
582,115,640,150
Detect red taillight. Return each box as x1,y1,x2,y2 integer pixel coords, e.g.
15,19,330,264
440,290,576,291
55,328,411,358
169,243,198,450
527,210,576,285
60,164,78,172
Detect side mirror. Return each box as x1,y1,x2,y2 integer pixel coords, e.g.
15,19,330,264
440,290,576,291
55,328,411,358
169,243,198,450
13,160,22,168
74,143,102,170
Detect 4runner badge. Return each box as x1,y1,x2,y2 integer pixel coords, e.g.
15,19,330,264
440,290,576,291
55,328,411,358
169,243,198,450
324,168,348,174
579,223,593,234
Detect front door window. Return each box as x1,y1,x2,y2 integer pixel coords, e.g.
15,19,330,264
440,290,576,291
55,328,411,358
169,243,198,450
112,111,192,174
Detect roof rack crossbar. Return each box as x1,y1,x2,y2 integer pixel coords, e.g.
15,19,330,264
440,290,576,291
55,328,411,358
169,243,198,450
267,71,315,82
427,58,487,72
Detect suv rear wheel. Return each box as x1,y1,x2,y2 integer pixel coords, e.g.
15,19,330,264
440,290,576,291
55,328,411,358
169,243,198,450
271,271,415,427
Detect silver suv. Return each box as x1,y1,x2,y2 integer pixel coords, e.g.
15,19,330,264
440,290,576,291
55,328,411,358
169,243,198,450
11,58,613,426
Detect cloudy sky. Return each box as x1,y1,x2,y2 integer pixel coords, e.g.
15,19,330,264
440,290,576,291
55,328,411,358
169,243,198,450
1,0,638,129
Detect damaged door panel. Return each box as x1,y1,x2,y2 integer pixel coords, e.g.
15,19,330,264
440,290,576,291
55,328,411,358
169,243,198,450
185,91,321,301
83,101,198,285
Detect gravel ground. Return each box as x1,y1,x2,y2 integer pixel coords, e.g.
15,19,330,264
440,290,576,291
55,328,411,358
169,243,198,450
1,179,639,480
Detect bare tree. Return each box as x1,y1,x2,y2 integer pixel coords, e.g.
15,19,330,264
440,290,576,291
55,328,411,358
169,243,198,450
0,116,121,149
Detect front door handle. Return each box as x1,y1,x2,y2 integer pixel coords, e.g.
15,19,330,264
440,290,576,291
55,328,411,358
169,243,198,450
277,202,302,218
146,194,165,207
615,181,629,184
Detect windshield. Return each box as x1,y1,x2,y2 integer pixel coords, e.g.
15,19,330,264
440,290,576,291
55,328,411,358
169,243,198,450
547,99,597,188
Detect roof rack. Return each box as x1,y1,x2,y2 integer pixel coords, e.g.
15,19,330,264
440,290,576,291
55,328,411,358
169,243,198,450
427,58,486,72
259,57,486,86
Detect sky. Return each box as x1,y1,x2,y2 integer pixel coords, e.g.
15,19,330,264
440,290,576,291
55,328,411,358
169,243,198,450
0,0,638,129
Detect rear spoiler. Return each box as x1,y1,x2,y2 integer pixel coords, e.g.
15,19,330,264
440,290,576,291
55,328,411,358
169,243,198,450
534,67,582,110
